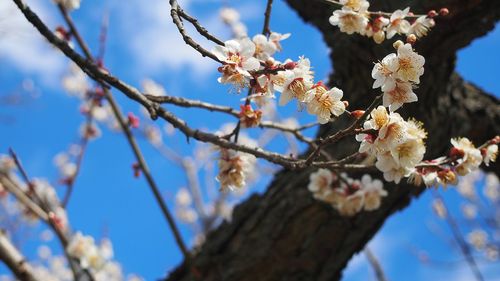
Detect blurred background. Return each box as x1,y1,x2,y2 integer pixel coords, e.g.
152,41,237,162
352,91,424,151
0,0,499,280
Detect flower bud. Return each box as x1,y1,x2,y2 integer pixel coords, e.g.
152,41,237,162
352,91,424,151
406,34,417,44
127,112,140,128
439,8,449,16
373,30,385,44
350,110,365,119
393,40,404,50
427,10,438,18
284,61,298,70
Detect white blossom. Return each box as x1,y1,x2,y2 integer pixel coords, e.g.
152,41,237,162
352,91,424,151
329,8,369,35
386,8,411,39
451,138,482,176
409,16,435,38
306,85,345,124
212,38,260,91
269,32,291,51
339,0,369,12
252,34,277,60
482,144,498,166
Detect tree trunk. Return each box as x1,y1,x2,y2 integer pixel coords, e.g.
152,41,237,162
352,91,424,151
167,0,500,280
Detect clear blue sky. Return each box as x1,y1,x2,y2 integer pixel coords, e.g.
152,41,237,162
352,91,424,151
0,0,499,280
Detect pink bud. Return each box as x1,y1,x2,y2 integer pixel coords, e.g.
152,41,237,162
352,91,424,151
132,162,141,178
350,110,365,119
439,8,449,16
427,10,438,18
127,112,140,128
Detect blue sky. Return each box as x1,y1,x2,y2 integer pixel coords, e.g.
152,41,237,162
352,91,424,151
0,0,499,280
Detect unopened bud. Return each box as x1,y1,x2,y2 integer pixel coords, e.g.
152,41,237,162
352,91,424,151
373,30,385,44
439,8,449,16
427,10,438,18
406,34,417,44
343,101,349,108
132,162,141,178
284,61,298,70
350,110,365,119
393,40,404,49
127,112,140,128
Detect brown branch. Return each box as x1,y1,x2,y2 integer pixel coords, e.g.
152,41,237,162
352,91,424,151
54,3,191,260
0,230,39,281
169,0,222,63
262,0,274,36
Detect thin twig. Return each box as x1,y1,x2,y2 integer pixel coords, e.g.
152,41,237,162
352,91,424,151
262,0,274,36
364,247,388,281
55,2,191,259
169,0,222,62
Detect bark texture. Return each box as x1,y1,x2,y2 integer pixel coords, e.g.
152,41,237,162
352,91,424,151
167,0,500,280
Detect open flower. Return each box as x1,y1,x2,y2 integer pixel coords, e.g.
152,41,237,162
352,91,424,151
308,169,334,199
213,38,260,91
277,70,313,106
269,32,291,51
382,80,417,111
361,175,387,211
252,34,277,60
395,43,425,84
329,8,369,35
338,192,365,216
451,138,482,176
482,144,498,166
239,105,262,128
307,84,346,124
340,0,369,12
409,16,435,38
216,149,255,192
386,8,411,39
372,53,398,91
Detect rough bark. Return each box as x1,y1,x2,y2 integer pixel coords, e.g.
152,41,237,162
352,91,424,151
167,0,500,280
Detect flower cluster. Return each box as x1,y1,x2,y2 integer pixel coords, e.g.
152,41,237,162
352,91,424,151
67,232,113,272
372,42,424,111
213,36,347,124
328,0,442,44
413,137,498,188
356,106,427,184
308,169,387,216
219,7,248,38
